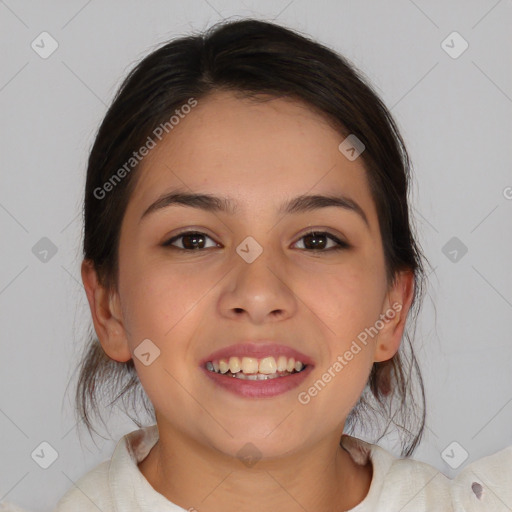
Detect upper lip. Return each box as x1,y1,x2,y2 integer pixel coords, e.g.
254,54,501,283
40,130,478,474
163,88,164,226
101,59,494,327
200,341,315,367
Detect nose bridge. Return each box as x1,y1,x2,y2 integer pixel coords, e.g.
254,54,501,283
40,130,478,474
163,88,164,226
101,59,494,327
234,233,281,288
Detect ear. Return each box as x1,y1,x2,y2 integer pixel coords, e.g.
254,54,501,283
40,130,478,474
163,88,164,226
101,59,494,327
373,270,415,363
81,259,132,362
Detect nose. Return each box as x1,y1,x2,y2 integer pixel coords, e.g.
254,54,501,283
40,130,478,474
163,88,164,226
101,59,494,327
218,241,298,324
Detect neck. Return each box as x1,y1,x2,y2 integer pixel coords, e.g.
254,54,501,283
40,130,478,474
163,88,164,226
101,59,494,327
138,423,372,512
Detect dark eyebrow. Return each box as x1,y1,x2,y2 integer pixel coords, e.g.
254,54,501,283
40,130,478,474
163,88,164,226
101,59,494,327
140,188,369,228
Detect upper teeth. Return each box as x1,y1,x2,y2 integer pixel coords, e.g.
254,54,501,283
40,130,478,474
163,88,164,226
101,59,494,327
207,356,304,374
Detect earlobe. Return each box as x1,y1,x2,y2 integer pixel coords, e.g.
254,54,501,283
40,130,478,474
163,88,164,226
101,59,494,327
80,259,132,362
373,270,415,363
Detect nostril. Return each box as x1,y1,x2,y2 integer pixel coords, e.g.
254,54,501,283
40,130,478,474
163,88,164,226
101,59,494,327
471,481,483,500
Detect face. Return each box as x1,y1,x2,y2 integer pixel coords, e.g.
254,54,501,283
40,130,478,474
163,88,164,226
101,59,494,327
88,90,410,459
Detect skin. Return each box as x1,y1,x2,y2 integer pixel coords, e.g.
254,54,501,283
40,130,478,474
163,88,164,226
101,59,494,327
82,90,414,511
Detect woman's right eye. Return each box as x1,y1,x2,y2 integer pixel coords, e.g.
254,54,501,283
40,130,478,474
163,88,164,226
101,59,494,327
162,231,219,251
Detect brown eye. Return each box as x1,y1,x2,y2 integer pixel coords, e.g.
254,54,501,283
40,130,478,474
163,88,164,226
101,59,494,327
293,231,349,251
163,231,219,251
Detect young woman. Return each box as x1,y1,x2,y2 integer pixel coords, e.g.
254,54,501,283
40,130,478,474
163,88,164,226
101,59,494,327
51,18,511,512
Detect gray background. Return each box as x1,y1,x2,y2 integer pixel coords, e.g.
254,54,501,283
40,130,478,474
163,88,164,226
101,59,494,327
1,0,511,510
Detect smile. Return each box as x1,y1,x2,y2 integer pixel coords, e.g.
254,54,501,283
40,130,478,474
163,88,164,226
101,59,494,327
205,355,306,379
201,356,313,398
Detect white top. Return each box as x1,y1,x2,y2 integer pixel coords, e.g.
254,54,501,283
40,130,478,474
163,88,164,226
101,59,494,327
28,425,512,511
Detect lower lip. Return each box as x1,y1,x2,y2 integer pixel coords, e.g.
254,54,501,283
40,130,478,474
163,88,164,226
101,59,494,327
200,365,314,398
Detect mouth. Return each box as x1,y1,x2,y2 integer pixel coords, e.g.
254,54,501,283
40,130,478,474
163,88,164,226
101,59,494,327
204,356,309,380
199,343,315,398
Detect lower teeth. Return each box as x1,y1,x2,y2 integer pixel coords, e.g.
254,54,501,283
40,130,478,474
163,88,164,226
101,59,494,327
209,368,303,380
232,371,292,380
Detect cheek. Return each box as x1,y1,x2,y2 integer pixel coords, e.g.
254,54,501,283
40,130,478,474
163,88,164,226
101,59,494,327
120,260,205,339
118,261,207,397
301,259,384,334
298,267,382,416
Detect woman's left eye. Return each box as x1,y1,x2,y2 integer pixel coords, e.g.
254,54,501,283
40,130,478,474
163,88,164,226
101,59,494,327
293,231,349,251
162,230,349,252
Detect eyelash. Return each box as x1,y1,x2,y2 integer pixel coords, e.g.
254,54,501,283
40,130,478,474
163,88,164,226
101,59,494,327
162,230,350,253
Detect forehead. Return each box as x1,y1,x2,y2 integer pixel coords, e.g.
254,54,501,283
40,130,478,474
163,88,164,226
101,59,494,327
126,90,376,224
